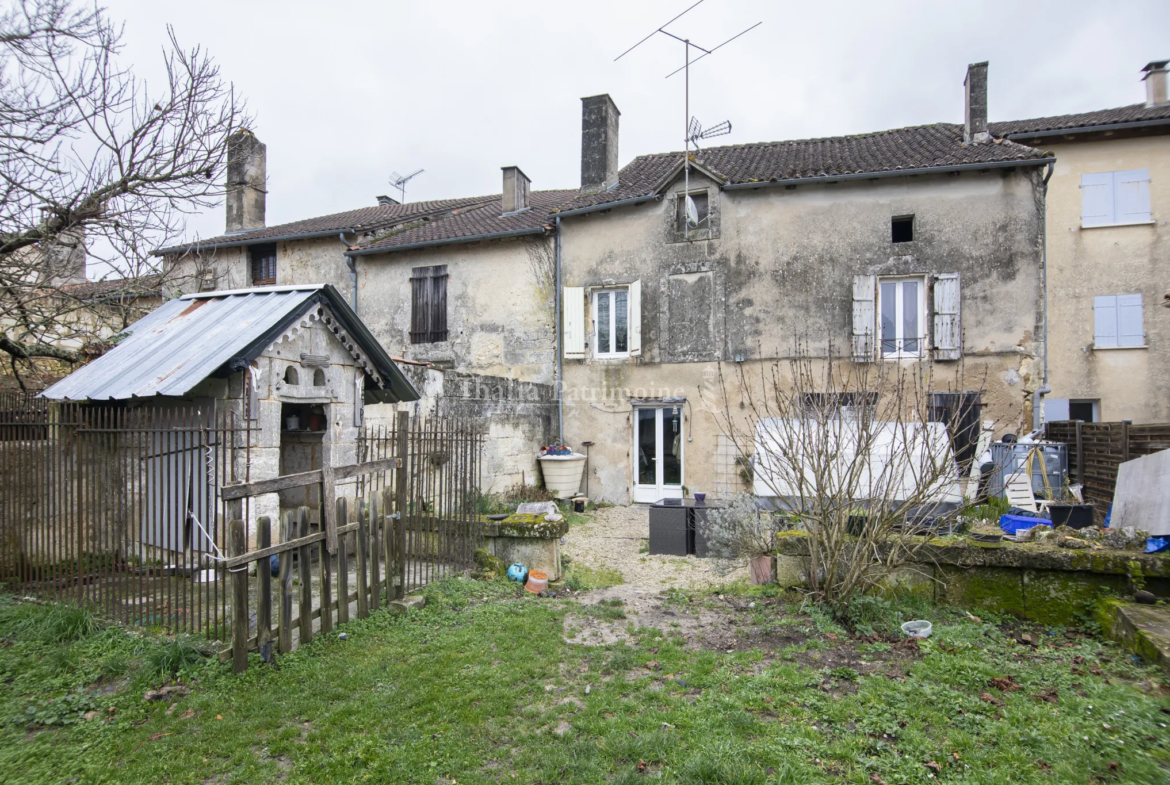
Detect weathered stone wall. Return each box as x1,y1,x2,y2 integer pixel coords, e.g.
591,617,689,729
560,168,1046,503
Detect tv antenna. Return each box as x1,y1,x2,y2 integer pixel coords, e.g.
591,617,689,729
615,0,760,232
389,169,424,203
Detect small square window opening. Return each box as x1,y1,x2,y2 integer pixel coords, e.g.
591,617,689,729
249,243,277,285
676,191,709,233
891,216,914,243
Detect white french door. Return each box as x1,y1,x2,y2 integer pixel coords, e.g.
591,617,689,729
632,405,684,504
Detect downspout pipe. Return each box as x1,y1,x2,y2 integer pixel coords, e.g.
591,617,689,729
340,231,359,312
1033,160,1055,432
555,215,564,444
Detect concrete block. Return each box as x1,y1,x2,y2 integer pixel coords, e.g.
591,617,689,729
388,595,427,615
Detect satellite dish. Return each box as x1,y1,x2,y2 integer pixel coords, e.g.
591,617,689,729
685,194,700,227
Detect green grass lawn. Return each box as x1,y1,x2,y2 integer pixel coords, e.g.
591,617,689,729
1,581,1168,784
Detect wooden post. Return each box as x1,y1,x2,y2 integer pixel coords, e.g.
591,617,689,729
382,488,395,602
229,519,248,675
336,497,350,626
369,492,382,610
395,410,410,599
1122,419,1132,463
297,506,313,645
1075,420,1085,487
278,511,294,654
355,500,369,619
256,516,272,656
321,463,337,553
318,505,333,635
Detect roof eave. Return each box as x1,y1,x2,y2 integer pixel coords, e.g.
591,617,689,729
551,193,658,218
722,157,1056,191
153,227,353,256
999,116,1170,140
346,226,548,258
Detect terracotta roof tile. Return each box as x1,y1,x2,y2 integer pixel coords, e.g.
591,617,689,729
990,103,1170,137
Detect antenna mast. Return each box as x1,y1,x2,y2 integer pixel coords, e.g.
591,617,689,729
389,169,425,203
615,1,760,237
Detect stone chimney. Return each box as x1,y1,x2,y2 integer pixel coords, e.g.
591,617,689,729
964,62,989,144
501,166,531,213
376,195,400,206
225,129,266,233
1143,60,1169,108
581,94,620,191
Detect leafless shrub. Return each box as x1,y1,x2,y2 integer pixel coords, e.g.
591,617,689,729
708,343,991,607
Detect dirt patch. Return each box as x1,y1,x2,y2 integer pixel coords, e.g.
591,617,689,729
564,588,923,679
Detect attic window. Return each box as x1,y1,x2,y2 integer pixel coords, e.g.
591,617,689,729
891,216,914,243
676,191,710,233
250,243,277,285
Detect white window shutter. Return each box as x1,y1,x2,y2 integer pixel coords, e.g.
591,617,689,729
628,280,642,356
563,286,585,359
1117,293,1144,346
1093,295,1118,348
1114,169,1152,224
1080,172,1115,227
851,274,876,362
932,272,961,361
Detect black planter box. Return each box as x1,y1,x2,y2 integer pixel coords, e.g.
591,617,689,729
1048,503,1095,530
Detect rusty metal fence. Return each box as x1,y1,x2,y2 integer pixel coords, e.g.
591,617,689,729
1,400,485,656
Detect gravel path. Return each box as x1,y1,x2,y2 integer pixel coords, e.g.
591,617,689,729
563,505,748,592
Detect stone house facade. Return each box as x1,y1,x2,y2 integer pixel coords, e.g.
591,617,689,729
993,61,1170,425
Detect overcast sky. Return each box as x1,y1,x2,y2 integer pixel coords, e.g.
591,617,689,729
103,0,1170,251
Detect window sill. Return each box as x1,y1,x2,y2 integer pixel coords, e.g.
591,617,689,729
592,354,631,362
1092,344,1148,351
1080,220,1156,230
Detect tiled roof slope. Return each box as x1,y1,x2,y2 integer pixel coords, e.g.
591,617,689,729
990,103,1170,137
358,189,577,253
556,123,1052,212
160,196,496,251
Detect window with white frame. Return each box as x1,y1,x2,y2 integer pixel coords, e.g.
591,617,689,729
878,277,925,358
592,288,630,357
1080,170,1152,227
1094,294,1145,348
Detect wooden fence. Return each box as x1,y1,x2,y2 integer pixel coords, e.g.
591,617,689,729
0,400,484,662
1044,419,1170,521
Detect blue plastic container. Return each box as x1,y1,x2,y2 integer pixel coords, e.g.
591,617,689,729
999,513,1052,536
506,563,529,583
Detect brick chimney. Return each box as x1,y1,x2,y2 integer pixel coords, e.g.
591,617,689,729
1143,60,1169,108
225,129,266,233
581,94,620,191
964,62,989,144
376,195,400,206
501,166,531,213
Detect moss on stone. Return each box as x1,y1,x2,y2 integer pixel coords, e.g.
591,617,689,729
473,548,507,577
497,513,568,539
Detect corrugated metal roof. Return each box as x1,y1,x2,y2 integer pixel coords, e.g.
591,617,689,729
42,285,419,403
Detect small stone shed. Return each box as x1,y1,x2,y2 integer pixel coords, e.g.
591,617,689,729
42,284,419,550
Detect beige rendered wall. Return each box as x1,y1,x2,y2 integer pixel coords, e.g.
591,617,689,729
560,168,1046,504
1042,134,1170,423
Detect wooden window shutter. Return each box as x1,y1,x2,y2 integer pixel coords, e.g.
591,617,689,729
563,286,585,359
1093,295,1118,348
1116,293,1144,347
410,265,448,343
1114,169,1152,224
851,274,876,362
628,280,642,356
932,272,961,360
1080,172,1115,227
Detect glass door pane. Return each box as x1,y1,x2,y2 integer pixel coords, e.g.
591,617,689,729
636,408,657,486
663,407,682,485
597,292,611,354
902,280,919,353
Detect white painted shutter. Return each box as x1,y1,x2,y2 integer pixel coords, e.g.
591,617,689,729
1093,295,1118,348
628,280,642,356
1114,169,1152,224
932,272,961,361
1044,398,1070,422
1080,172,1115,227
563,286,585,359
851,274,876,362
1117,293,1145,346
